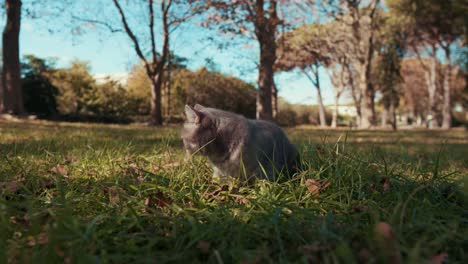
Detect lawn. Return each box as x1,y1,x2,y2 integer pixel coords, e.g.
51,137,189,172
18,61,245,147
0,120,467,263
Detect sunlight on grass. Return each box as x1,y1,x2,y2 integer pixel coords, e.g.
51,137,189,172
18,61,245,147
1,120,467,263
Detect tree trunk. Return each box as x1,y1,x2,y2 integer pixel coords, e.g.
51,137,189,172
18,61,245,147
390,96,397,130
331,92,340,128
165,64,171,118
256,37,274,121
254,0,277,121
316,85,327,128
359,67,376,128
381,106,388,127
441,48,452,129
271,82,278,119
425,57,439,128
1,0,24,115
150,76,163,125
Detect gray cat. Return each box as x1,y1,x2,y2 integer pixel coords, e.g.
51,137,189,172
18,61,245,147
181,104,301,182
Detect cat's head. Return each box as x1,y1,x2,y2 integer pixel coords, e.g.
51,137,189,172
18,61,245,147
181,104,217,154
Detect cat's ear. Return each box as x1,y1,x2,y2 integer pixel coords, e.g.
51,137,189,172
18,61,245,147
185,105,201,123
194,104,205,110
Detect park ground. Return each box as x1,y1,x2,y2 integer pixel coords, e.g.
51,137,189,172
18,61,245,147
0,120,467,263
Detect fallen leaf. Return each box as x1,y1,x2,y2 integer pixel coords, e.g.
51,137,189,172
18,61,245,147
235,197,250,205
197,240,211,253
50,164,68,177
305,179,331,196
40,177,55,189
163,162,180,168
374,222,401,264
0,181,20,193
358,248,372,262
206,185,229,201
306,179,320,195
380,178,391,193
103,187,121,206
430,253,448,264
352,205,369,213
65,155,78,164
126,163,142,176
145,191,172,209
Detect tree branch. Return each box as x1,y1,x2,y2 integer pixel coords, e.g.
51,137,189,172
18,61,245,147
71,15,123,33
111,0,153,77
149,0,157,66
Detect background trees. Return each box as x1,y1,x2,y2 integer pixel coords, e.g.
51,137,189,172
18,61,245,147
197,0,286,121
1,0,467,128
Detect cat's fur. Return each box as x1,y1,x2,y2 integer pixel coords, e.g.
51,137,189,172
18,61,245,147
181,104,301,182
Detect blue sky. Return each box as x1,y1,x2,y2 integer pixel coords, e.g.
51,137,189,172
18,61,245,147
12,4,341,106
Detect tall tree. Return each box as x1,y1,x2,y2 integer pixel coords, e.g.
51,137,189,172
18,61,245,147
75,0,197,125
327,58,350,128
276,24,331,127
388,0,467,128
199,0,285,121
318,0,382,128
1,0,24,114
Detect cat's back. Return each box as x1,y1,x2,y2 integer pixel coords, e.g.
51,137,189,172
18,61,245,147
248,119,288,140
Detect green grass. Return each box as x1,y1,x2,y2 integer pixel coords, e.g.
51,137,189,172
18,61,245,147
1,120,467,263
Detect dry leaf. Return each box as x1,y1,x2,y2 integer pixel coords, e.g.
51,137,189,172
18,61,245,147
27,233,48,247
380,178,391,192
145,191,172,209
50,164,68,177
103,187,121,206
374,222,401,264
358,248,372,262
305,179,330,196
306,179,320,195
206,185,229,201
353,205,369,213
197,240,211,253
0,181,20,193
235,197,250,205
163,162,180,168
430,253,448,264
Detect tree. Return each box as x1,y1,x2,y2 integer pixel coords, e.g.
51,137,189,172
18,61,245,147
75,0,197,125
327,58,350,128
374,39,403,130
126,53,187,117
388,0,467,128
276,24,331,127
21,55,58,117
1,0,24,114
50,60,96,115
317,0,382,128
172,67,257,118
198,0,286,121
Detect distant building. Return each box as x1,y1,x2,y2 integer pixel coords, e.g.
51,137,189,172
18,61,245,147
326,104,357,117
93,73,128,86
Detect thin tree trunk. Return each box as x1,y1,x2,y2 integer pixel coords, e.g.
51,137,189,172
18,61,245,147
331,92,340,128
441,48,452,129
165,62,171,118
316,84,327,128
425,57,439,128
303,67,327,127
359,62,376,129
271,82,278,119
2,0,24,114
382,106,388,127
390,96,397,130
